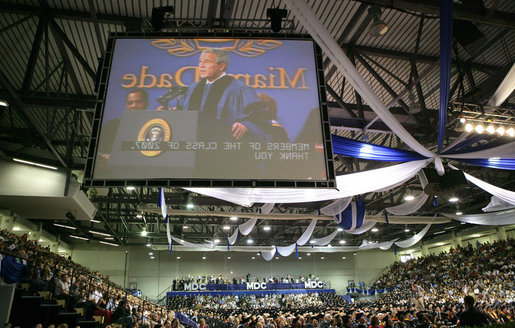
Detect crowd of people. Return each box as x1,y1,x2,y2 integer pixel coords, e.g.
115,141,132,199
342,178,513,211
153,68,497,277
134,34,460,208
2,227,513,328
0,229,174,327
171,275,323,291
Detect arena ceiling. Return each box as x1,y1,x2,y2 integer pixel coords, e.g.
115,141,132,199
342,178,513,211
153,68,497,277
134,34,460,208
0,0,514,250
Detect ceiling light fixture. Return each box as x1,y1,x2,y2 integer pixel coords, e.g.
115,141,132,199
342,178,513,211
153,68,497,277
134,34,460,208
456,211,463,215
183,225,189,229
214,239,220,244
90,219,101,223
141,229,148,237
449,197,459,202
186,203,194,209
136,214,143,219
263,226,271,231
371,228,379,232
126,186,135,191
223,225,230,230
339,239,346,244
229,216,238,221
53,223,76,230
247,239,254,244
337,228,343,232
70,235,89,241
89,230,111,237
13,158,57,170
99,241,119,247
368,5,388,37
404,195,415,201
0,100,8,107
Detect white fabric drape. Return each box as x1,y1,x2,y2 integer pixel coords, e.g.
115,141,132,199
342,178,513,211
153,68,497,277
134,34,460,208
344,221,376,235
313,230,339,246
296,219,317,246
283,0,434,158
487,62,515,107
394,224,431,248
386,193,429,215
276,244,296,257
171,236,215,249
228,229,238,245
442,209,515,225
239,218,257,235
359,239,397,250
228,218,257,245
449,164,515,205
320,197,352,216
444,141,515,159
483,196,514,212
261,247,276,261
261,203,275,214
187,160,430,205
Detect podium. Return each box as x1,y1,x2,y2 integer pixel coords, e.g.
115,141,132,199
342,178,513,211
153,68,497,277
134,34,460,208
96,111,258,180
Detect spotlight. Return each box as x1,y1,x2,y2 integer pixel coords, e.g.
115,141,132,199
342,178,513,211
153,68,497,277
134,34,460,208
497,126,505,136
465,123,473,132
251,256,255,259
267,8,287,33
475,124,484,134
151,6,174,31
202,256,206,260
486,125,495,134
141,229,148,237
408,93,421,114
460,117,466,124
507,127,515,137
368,6,388,37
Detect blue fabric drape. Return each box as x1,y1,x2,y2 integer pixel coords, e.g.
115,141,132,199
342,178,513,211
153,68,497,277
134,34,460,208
443,138,506,155
438,0,453,153
332,135,427,161
334,197,366,231
452,158,515,170
0,255,27,284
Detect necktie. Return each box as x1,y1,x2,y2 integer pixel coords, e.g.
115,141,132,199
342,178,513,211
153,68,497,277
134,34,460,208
200,83,212,111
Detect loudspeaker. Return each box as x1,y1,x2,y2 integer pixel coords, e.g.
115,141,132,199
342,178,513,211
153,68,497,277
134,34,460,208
422,168,468,196
454,20,487,56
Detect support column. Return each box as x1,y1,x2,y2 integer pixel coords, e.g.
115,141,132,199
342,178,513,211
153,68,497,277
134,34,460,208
27,222,42,242
421,244,429,256
496,226,507,241
452,231,462,248
0,211,15,231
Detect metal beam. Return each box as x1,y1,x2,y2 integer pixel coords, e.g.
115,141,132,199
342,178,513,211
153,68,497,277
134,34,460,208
0,69,68,168
353,0,515,29
49,18,96,80
0,3,140,26
22,15,48,94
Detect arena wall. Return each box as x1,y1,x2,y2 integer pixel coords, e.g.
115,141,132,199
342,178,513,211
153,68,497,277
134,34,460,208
70,246,396,298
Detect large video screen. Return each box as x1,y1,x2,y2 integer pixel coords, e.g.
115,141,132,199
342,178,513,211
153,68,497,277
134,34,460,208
86,35,334,187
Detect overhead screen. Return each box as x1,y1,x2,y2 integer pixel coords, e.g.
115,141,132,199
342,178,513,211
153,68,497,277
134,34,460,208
85,35,335,188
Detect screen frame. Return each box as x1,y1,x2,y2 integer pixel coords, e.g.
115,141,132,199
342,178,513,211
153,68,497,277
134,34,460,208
84,32,335,189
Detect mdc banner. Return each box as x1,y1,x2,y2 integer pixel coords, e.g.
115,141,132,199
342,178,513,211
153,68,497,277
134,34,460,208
182,281,326,291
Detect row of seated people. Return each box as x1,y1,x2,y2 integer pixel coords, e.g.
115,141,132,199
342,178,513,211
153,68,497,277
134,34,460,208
2,227,513,327
0,229,176,328
371,238,514,305
171,275,323,291
165,290,512,328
